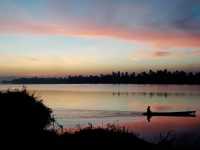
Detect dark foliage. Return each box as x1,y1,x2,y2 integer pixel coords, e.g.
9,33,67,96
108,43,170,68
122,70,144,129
0,89,56,148
3,69,200,84
0,89,53,131
58,125,155,149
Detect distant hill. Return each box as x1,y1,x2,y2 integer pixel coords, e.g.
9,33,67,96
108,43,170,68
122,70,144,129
2,70,200,84
0,76,16,83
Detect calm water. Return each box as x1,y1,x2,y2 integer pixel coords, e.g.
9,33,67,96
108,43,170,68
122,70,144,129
1,84,200,142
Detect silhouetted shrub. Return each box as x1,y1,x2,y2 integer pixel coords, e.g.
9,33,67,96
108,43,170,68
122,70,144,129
0,89,56,149
0,89,53,133
59,124,155,149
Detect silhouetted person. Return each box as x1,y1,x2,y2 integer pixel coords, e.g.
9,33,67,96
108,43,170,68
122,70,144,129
146,106,152,122
147,106,151,114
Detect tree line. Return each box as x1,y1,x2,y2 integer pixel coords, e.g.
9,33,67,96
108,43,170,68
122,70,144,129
3,70,200,84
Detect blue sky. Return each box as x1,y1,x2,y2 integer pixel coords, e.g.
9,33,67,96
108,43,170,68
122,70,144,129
0,0,200,76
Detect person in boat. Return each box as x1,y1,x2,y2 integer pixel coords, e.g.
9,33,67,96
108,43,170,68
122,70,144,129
146,106,152,122
147,106,151,114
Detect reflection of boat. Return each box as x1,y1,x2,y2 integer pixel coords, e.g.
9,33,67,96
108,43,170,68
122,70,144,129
143,111,196,122
143,111,196,117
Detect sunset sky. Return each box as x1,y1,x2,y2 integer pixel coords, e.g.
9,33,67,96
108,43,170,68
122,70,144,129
0,0,200,77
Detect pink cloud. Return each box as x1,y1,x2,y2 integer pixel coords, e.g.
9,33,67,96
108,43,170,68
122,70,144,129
1,20,200,49
153,51,171,57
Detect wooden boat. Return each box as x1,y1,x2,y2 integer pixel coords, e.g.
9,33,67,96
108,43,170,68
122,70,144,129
142,111,196,117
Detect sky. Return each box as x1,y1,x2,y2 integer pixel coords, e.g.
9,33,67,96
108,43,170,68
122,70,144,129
0,0,200,77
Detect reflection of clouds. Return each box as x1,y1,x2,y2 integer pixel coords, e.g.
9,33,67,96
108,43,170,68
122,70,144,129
122,116,200,142
153,105,172,111
55,109,200,143
54,109,140,119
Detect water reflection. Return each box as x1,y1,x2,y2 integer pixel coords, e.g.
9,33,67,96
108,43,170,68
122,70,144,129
123,115,200,142
145,113,196,123
112,91,200,98
0,84,200,141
